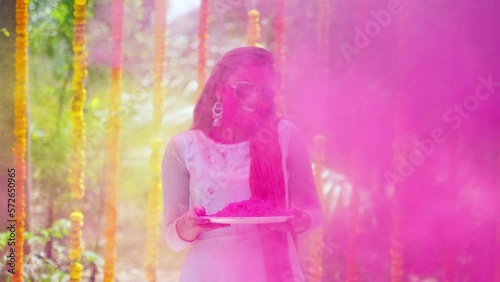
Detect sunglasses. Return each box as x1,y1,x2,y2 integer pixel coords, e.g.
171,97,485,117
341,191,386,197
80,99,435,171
226,81,276,104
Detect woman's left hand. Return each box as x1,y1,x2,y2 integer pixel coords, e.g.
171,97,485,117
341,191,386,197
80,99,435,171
268,208,311,233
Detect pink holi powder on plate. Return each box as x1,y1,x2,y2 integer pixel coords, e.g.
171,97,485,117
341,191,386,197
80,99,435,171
209,198,291,217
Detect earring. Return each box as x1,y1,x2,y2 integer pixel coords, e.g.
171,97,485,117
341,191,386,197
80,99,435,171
212,95,223,126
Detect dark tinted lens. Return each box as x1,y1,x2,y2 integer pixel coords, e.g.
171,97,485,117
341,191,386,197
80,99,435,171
235,82,255,99
260,87,275,99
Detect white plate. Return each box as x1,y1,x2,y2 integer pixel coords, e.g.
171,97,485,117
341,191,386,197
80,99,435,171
202,215,292,224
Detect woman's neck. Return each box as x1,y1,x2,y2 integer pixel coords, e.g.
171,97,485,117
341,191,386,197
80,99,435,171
206,126,251,144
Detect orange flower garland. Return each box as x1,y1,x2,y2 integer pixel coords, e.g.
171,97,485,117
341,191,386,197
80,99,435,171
12,0,28,280
103,0,124,280
144,0,167,280
390,102,406,282
316,0,330,73
246,9,261,47
309,135,327,281
390,2,410,279
346,156,360,282
390,209,404,282
196,0,209,95
69,0,88,280
274,0,286,116
69,212,84,281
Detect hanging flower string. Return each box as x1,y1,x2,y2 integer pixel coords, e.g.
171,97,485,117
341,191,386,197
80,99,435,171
390,207,404,282
390,2,411,278
69,0,88,280
346,157,360,282
145,139,163,281
495,142,500,282
390,103,406,282
69,212,84,281
196,0,209,95
12,0,28,280
316,0,330,73
309,135,326,281
246,9,261,47
274,0,286,116
144,0,167,280
70,0,88,201
103,0,124,280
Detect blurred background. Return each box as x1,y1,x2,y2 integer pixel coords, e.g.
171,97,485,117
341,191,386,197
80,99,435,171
0,0,499,281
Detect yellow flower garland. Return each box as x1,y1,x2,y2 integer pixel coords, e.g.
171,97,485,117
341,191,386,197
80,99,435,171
196,0,209,95
246,9,261,47
69,212,84,281
103,0,123,280
145,139,163,281
12,0,28,280
152,0,166,133
69,0,88,281
144,0,166,280
70,0,88,201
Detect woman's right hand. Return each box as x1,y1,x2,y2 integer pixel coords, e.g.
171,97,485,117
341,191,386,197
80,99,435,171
176,206,230,242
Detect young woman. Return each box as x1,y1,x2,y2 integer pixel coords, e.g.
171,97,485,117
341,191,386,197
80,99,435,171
162,46,322,281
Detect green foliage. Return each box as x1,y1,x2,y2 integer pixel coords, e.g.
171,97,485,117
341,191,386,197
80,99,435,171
27,0,108,272
25,0,200,278
1,27,10,37
0,218,103,281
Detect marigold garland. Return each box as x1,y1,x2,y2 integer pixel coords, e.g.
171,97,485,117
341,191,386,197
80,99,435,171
346,157,360,282
246,9,261,47
196,0,209,95
316,0,330,73
496,142,500,282
12,0,28,280
274,0,286,116
309,135,326,281
69,212,84,281
390,210,404,282
70,0,88,201
390,103,406,282
390,4,410,280
144,0,167,280
145,139,163,281
103,0,124,280
68,0,88,280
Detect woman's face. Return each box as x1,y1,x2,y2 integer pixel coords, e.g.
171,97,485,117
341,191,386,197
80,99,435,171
220,65,277,128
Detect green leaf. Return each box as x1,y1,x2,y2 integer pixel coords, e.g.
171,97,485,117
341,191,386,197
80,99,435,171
0,28,10,37
82,250,104,265
0,232,8,249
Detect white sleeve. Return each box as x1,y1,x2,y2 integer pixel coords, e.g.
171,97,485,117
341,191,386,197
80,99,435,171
161,135,198,251
286,122,323,232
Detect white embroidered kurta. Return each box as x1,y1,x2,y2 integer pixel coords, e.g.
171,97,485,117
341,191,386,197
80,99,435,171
162,119,322,282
